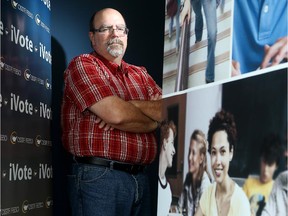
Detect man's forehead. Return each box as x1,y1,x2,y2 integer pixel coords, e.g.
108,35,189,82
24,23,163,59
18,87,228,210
94,10,125,25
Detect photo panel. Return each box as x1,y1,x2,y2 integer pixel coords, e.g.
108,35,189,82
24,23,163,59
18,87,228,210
158,68,287,215
232,0,288,75
162,0,233,95
162,0,287,97
158,93,187,215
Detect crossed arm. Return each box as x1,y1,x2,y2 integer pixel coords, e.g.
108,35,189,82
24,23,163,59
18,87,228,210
88,95,162,133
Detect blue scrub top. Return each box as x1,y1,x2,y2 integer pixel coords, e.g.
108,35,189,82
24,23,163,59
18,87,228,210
232,0,288,73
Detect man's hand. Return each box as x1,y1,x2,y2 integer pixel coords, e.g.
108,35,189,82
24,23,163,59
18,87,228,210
95,116,114,131
231,60,241,76
129,95,162,123
261,36,288,69
180,0,191,26
150,93,162,101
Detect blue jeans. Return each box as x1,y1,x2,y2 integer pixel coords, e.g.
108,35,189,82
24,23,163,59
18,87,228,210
169,4,180,50
191,0,203,42
68,163,151,216
192,0,217,81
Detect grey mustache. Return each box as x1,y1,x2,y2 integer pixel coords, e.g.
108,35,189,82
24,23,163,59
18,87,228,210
107,38,124,46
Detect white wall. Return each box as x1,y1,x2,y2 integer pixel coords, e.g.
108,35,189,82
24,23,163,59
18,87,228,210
182,84,223,180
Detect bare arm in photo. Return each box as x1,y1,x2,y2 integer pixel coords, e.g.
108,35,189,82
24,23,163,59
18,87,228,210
195,207,204,216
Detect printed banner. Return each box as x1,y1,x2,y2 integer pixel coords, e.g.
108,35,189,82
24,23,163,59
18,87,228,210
1,0,52,215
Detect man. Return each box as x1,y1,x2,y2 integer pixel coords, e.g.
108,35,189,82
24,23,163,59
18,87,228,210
242,134,283,216
232,0,288,75
157,120,177,216
261,144,288,216
61,8,162,216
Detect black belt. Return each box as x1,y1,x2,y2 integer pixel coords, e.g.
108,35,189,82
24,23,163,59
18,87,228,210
75,156,145,175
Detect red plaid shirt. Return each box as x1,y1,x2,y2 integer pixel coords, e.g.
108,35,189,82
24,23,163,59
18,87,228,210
61,52,162,165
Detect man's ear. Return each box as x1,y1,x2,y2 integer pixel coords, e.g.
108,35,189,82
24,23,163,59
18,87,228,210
88,32,94,44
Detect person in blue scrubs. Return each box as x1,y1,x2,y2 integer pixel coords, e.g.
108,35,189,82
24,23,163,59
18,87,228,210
232,0,288,75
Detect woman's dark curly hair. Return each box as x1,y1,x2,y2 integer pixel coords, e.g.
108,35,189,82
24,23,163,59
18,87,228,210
207,110,237,153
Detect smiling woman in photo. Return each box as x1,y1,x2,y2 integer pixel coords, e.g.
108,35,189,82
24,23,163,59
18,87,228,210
195,110,250,216
178,129,211,216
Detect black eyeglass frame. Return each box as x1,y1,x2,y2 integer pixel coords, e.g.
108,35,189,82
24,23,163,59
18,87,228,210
90,26,129,35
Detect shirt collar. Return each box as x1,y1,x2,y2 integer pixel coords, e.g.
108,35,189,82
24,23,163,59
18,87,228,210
92,51,129,75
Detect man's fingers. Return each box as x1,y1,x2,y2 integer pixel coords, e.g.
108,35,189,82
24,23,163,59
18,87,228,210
95,117,101,123
261,37,288,68
98,121,106,129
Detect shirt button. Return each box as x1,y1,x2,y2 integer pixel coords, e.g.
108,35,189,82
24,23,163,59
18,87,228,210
263,5,269,13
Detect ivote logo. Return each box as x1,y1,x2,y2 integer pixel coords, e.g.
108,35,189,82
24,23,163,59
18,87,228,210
10,93,34,116
6,163,53,182
9,163,33,181
2,20,52,64
10,24,34,53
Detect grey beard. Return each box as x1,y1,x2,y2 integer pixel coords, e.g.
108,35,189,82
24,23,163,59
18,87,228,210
107,46,123,57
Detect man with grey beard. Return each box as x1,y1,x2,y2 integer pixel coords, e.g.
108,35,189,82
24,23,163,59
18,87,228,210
61,8,162,216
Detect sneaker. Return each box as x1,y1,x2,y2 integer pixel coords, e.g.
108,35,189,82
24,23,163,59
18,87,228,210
205,79,214,84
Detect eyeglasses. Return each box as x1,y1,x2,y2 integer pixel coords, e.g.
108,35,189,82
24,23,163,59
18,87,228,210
90,25,129,36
